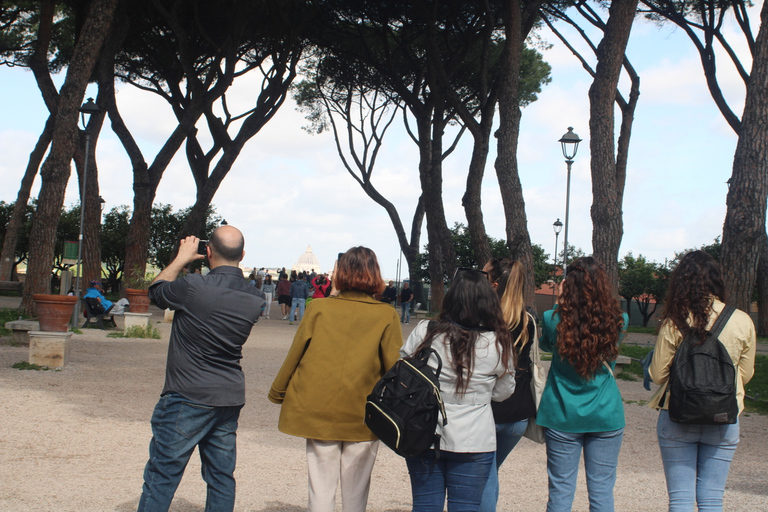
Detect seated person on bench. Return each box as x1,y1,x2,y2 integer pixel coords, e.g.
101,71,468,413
84,280,114,315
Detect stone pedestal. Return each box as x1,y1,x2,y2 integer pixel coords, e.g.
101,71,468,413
163,308,175,323
4,320,40,346
29,331,72,368
124,312,152,333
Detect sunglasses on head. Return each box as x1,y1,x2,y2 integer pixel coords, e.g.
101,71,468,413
452,267,489,280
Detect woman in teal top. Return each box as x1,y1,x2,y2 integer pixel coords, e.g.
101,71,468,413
539,257,627,512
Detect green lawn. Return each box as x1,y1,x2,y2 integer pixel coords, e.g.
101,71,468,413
745,354,768,415
626,326,657,334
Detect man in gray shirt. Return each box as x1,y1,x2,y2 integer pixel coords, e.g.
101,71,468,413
137,226,265,512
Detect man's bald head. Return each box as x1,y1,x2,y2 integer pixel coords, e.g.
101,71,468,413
209,225,245,264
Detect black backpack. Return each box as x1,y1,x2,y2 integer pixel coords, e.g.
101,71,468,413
665,305,738,425
365,346,447,458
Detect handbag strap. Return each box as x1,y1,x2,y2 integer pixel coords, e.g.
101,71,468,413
603,360,614,378
528,311,541,366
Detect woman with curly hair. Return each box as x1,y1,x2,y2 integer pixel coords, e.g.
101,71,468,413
649,250,755,511
401,268,516,511
478,259,537,512
538,256,627,512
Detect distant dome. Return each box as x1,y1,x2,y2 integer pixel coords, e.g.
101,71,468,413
293,244,321,274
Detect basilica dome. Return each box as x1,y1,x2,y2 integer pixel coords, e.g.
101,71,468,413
293,244,321,274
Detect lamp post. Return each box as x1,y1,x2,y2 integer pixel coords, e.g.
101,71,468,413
552,218,563,306
72,98,100,328
558,127,581,280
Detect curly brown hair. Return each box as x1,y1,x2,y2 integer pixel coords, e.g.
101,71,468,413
556,257,624,380
660,250,724,343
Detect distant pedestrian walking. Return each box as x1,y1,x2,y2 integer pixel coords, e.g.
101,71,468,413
400,282,413,323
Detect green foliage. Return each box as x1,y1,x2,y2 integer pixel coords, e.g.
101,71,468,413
616,344,653,380
745,354,768,415
618,252,669,327
0,200,34,268
0,308,27,336
12,361,51,371
150,204,221,269
107,324,161,339
415,223,551,288
669,237,721,270
0,2,75,72
54,203,81,271
101,205,131,285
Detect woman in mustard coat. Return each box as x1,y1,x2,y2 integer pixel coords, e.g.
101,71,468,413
269,246,402,512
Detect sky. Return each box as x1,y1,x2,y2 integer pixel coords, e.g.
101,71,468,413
0,5,758,281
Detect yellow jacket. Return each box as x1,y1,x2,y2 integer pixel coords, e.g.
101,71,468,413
268,291,403,441
648,298,756,413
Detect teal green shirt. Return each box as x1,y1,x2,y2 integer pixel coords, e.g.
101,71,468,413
537,309,628,433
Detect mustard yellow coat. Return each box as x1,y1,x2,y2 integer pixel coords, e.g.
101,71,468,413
268,291,403,441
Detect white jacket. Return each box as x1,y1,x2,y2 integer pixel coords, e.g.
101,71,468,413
401,320,515,452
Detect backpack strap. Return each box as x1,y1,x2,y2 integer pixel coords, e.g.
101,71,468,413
709,305,736,340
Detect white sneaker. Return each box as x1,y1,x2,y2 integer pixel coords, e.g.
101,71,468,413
282,315,287,320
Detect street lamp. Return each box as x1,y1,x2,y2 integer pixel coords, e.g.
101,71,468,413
552,218,563,306
558,126,581,280
72,97,100,328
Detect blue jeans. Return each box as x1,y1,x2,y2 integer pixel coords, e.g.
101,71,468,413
545,427,624,512
478,420,528,512
406,450,495,512
401,303,410,323
137,393,243,512
290,297,305,322
657,409,739,511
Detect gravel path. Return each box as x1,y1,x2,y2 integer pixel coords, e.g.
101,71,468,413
1,298,766,511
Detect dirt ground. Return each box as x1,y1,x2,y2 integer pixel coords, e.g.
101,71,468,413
1,297,766,512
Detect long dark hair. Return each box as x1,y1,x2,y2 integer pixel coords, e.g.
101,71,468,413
415,269,514,394
661,250,725,343
556,257,624,379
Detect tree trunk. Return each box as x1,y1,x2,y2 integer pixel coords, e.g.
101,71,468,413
721,0,768,311
495,0,536,307
0,0,58,282
463,124,493,267
589,0,638,297
0,117,54,281
20,0,118,315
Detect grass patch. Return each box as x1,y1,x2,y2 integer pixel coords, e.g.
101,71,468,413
745,354,768,415
0,289,21,297
107,324,161,339
617,344,653,379
0,308,29,336
626,326,657,334
12,361,51,371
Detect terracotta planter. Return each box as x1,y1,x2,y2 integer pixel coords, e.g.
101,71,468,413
125,288,151,313
33,294,78,332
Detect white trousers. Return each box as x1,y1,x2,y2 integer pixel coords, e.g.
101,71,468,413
306,439,380,512
263,292,273,316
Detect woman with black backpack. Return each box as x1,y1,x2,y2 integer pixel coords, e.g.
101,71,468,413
649,250,756,511
400,267,516,512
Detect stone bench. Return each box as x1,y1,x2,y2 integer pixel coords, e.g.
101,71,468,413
4,320,40,346
614,355,632,375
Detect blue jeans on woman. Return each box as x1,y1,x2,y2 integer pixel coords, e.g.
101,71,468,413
657,409,739,511
478,419,529,512
545,427,624,512
406,450,495,512
138,393,243,512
